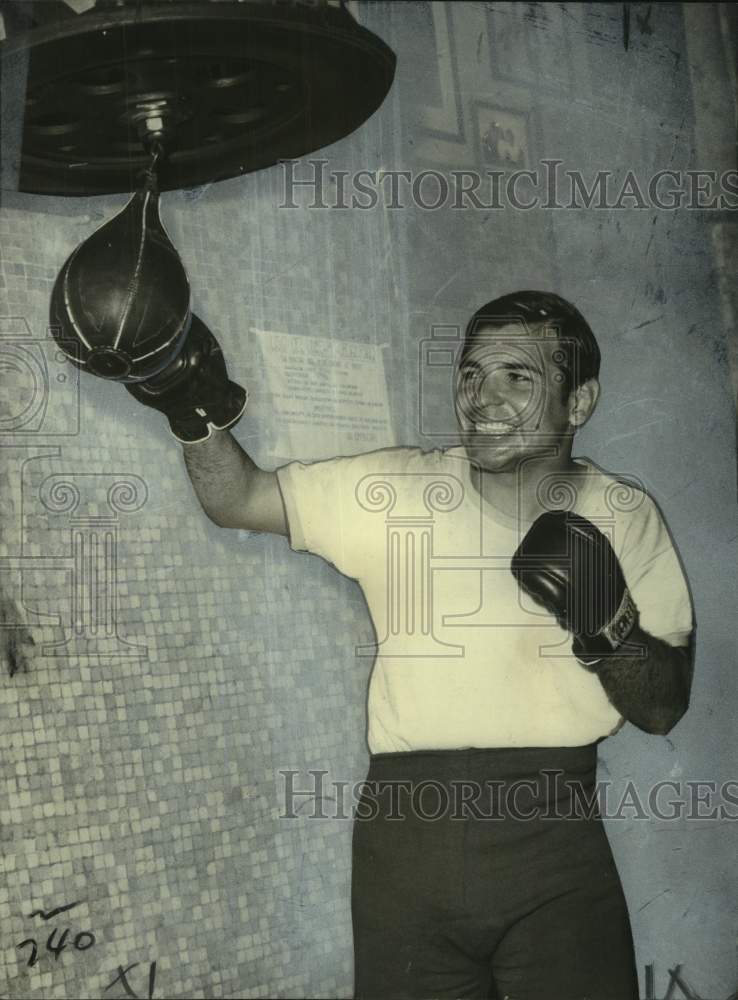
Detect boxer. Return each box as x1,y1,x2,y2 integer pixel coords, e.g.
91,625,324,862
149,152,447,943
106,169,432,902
92,290,695,999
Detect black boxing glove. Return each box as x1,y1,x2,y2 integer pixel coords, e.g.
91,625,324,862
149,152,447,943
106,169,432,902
510,510,638,668
125,313,248,444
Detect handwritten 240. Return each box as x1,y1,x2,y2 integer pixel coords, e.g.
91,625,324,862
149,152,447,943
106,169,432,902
16,900,94,967
16,900,157,999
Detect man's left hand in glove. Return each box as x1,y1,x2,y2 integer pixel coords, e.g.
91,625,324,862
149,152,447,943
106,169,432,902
511,509,692,734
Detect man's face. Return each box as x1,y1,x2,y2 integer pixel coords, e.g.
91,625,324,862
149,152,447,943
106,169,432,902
454,323,578,473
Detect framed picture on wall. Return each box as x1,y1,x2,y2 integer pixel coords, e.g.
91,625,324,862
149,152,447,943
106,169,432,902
416,2,466,144
471,101,532,171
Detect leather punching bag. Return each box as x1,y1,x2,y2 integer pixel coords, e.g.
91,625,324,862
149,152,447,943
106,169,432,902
50,164,191,382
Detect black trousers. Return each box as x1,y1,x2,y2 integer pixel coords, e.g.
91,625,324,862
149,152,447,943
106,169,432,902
351,745,639,1000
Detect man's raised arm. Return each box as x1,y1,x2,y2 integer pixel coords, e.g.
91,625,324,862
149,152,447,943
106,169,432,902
182,429,287,536
119,314,287,536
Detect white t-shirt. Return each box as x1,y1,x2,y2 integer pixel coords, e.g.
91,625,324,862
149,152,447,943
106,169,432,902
276,446,694,753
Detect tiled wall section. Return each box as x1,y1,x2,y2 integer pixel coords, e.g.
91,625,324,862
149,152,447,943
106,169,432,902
1,3,736,998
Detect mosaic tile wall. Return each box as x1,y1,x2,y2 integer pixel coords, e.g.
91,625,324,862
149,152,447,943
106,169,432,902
1,3,736,998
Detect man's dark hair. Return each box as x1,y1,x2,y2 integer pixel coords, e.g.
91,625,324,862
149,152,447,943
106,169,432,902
459,290,601,398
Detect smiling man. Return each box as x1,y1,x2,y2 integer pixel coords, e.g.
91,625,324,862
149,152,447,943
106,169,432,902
118,289,694,999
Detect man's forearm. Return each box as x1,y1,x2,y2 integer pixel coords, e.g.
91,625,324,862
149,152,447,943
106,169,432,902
593,625,694,736
182,427,260,526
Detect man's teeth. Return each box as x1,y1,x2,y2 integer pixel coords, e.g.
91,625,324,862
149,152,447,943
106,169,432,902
474,421,515,432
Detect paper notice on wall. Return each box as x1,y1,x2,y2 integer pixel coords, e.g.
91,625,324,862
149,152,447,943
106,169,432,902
250,329,395,461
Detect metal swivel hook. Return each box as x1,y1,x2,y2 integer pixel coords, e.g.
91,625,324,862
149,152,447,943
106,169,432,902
138,141,164,192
